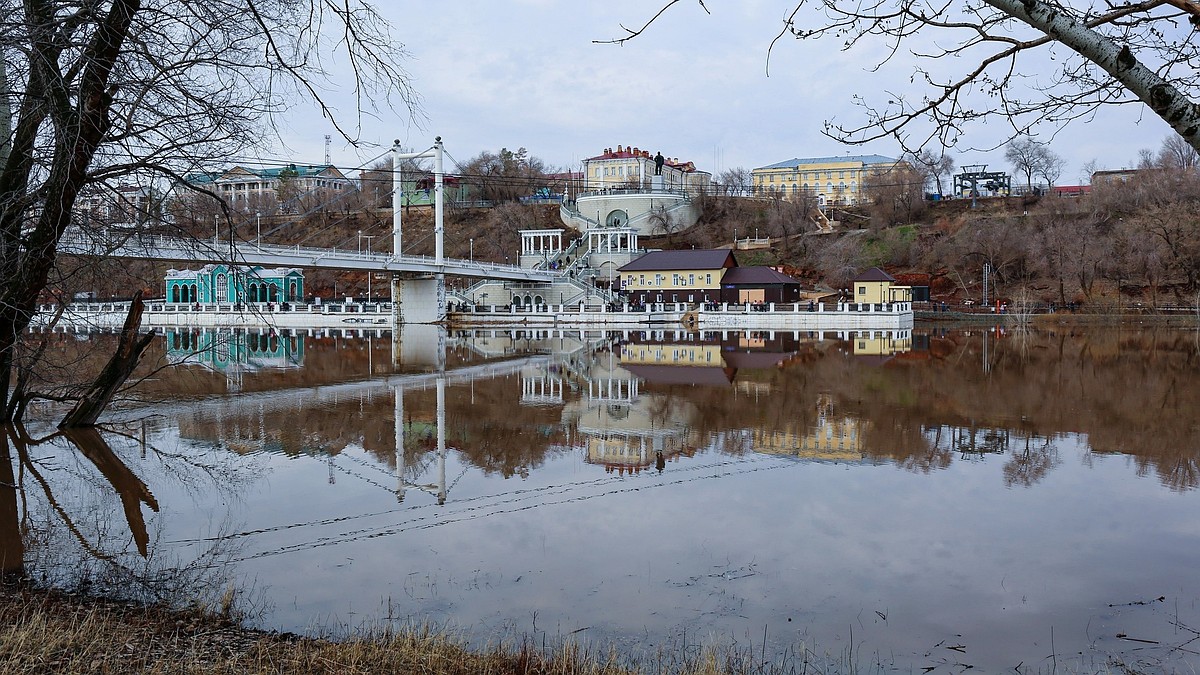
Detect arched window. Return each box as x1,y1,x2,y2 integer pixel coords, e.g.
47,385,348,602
216,274,228,302
269,283,279,302
171,286,180,303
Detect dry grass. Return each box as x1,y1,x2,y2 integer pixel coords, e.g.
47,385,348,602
0,587,783,675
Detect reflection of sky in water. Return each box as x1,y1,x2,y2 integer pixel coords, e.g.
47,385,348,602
10,327,1200,672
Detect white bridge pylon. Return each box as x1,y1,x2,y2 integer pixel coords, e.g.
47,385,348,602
392,137,446,264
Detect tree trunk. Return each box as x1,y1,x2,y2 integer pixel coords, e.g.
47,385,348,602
59,291,155,428
0,431,22,579
987,0,1200,153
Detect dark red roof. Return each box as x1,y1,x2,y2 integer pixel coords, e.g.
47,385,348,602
721,266,801,286
585,147,698,172
720,351,796,369
623,364,735,386
618,250,737,272
852,267,896,282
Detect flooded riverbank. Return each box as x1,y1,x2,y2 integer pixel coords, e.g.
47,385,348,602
5,325,1199,672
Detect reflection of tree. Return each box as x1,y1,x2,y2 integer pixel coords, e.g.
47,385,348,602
1002,435,1061,487
3,424,248,610
1136,448,1200,492
0,433,24,578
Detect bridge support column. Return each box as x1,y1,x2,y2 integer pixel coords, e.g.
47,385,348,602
390,277,443,324
395,385,405,502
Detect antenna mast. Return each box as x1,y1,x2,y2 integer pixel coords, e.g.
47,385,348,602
324,134,331,165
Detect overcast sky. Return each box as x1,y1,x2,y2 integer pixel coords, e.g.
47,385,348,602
276,1,1177,185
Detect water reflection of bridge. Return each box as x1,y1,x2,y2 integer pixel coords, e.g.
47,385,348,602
144,326,917,502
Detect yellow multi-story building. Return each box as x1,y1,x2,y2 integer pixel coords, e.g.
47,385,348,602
751,154,902,205
617,249,735,305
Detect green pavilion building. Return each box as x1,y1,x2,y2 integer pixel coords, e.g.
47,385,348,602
165,264,304,304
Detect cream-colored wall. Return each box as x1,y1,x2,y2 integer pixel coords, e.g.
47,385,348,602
854,280,890,304
620,344,723,366
751,159,902,204
752,419,866,460
853,280,911,304
888,285,913,302
584,157,712,195
619,267,725,292
852,335,913,356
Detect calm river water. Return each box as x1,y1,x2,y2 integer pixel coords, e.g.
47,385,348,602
5,324,1200,672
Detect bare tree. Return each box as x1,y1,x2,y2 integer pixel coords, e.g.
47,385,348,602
359,154,431,210
1005,136,1047,192
1038,150,1067,190
716,167,751,196
1158,134,1200,170
909,150,955,197
0,0,415,424
601,1,1200,154
459,147,548,204
862,162,928,227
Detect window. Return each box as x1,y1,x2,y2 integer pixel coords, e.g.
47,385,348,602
688,274,695,285
825,171,832,180
706,274,712,285
858,286,866,295
838,171,845,179
769,175,775,183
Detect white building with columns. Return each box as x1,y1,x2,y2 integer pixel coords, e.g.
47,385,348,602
560,145,709,236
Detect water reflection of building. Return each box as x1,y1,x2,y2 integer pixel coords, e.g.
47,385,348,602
618,330,807,382
849,330,913,358
165,328,304,373
557,350,698,475
753,394,867,463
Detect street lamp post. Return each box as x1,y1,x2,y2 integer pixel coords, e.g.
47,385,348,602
357,229,362,253
256,212,261,245
214,215,219,244
470,238,473,262
733,227,737,249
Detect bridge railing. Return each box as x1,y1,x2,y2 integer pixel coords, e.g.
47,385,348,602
59,229,565,281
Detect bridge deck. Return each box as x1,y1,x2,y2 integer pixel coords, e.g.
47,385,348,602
58,230,563,282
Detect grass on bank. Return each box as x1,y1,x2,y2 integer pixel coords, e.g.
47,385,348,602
0,586,836,675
